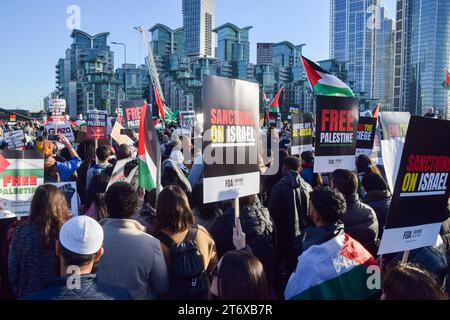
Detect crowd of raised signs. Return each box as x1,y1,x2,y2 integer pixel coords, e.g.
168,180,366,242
0,117,448,301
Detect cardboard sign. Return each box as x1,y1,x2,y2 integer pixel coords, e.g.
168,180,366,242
50,182,79,216
0,150,44,219
87,110,108,140
110,121,134,146
121,100,145,129
202,75,260,204
314,96,359,173
45,123,75,142
4,130,25,150
356,117,377,157
9,114,17,123
378,117,450,255
291,113,313,156
48,99,67,124
379,112,411,140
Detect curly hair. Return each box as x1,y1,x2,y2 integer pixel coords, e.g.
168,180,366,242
105,182,139,219
310,187,347,224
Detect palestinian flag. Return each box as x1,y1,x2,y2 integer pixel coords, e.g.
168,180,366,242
284,232,380,300
138,102,161,192
301,55,355,97
270,86,284,112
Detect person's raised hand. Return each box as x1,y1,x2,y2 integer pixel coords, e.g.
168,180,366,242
233,217,246,250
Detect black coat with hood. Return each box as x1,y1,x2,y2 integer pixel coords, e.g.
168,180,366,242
342,193,379,256
268,170,312,270
209,197,276,284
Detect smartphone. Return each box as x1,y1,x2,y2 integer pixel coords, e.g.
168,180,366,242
47,134,58,141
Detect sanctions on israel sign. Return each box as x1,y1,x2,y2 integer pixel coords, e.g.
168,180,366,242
0,150,44,219
202,75,260,204
314,96,359,173
378,117,450,255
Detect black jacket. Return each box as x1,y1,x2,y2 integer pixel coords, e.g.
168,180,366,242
362,190,391,237
210,197,276,284
22,274,132,300
342,194,379,256
268,170,312,270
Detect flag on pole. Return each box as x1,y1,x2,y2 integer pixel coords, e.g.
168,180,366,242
153,86,165,119
270,86,285,112
301,55,355,97
138,102,160,192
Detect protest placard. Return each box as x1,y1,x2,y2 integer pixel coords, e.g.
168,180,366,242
379,112,411,139
87,110,108,140
0,150,44,219
48,99,67,124
378,117,450,255
45,123,75,142
356,117,377,157
291,113,313,156
121,100,145,129
4,130,24,150
314,96,359,173
50,182,79,216
202,75,260,204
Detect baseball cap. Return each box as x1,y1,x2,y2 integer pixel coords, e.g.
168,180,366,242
59,216,104,255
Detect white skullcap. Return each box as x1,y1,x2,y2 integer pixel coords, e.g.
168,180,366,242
59,216,104,255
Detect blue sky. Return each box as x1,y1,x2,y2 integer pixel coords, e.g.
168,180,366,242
0,0,396,110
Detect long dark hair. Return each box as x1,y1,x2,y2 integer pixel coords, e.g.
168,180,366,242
383,264,448,300
28,184,72,249
77,140,96,204
217,250,269,300
156,185,194,233
85,173,110,220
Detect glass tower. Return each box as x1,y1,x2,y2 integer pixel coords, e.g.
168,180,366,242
182,0,216,57
330,0,395,109
394,0,450,118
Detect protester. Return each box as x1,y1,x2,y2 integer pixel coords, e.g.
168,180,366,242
190,183,223,232
284,187,379,300
23,216,132,300
210,250,269,300
300,151,323,188
424,107,437,119
76,140,96,205
116,143,132,161
210,194,275,290
161,159,192,195
44,134,82,182
382,263,448,300
361,172,392,236
8,185,72,298
330,169,379,255
133,189,158,234
86,145,113,190
85,173,110,221
155,185,217,300
356,154,382,177
96,182,169,300
262,149,289,206
269,156,312,277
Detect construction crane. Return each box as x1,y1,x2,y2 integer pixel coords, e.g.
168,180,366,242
134,26,165,104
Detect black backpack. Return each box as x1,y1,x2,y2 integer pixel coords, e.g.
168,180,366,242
157,225,209,300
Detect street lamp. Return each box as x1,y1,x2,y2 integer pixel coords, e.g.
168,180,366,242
111,42,127,102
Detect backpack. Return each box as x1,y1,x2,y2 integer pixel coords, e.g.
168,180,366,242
157,225,209,300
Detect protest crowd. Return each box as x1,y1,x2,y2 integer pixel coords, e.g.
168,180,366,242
0,75,449,302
